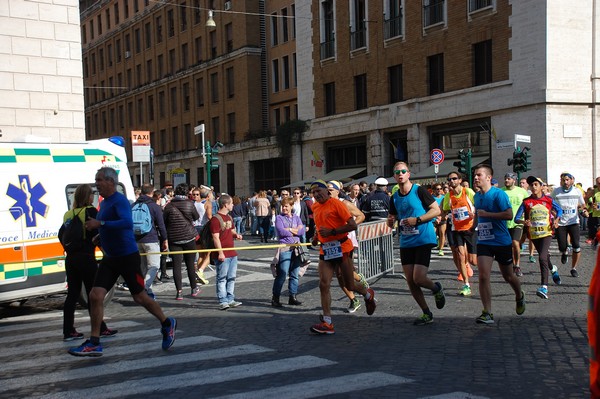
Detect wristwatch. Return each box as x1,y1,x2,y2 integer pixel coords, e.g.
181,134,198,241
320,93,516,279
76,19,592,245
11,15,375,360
416,217,422,225
100,220,105,226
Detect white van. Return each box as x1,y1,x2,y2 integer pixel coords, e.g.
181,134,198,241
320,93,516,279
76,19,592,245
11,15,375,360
0,136,135,304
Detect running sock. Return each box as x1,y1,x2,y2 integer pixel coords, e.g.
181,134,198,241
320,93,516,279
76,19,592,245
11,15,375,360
364,291,372,300
424,308,433,318
432,282,441,294
90,336,100,345
322,316,332,324
162,318,171,328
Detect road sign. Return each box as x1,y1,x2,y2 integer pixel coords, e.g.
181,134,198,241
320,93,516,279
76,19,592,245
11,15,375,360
131,130,150,162
515,134,531,144
496,140,514,149
434,164,439,174
430,148,444,165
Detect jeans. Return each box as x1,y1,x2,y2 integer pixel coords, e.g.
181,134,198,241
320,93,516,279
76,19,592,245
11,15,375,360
272,249,300,297
250,214,258,235
215,256,238,304
257,216,270,241
138,242,161,294
233,216,243,234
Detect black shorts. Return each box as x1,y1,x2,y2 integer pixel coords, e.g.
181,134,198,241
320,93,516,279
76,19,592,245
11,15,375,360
400,244,436,267
476,244,513,266
508,226,523,241
94,251,146,295
556,224,581,252
450,230,476,254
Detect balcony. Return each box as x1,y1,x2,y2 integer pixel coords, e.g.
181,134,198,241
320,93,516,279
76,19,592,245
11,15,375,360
350,29,366,50
384,15,403,39
423,0,445,27
320,38,335,60
468,0,492,13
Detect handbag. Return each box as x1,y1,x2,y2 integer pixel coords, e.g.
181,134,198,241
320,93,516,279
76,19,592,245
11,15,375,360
294,245,311,277
270,247,280,278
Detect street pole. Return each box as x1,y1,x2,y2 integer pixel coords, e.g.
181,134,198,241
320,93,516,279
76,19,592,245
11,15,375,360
206,140,212,187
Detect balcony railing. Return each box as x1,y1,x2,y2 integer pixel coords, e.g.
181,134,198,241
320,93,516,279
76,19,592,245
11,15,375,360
384,15,403,39
320,38,335,60
423,0,444,27
350,29,366,50
468,0,492,13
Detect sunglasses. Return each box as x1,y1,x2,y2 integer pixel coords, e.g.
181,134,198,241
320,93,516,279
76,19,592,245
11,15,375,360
193,193,200,196
293,192,301,194
394,169,409,175
447,177,459,181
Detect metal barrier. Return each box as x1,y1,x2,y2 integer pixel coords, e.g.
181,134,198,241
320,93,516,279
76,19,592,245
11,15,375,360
356,220,395,280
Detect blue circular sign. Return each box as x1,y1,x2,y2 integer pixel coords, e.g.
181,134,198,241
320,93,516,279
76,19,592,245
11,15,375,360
430,149,444,165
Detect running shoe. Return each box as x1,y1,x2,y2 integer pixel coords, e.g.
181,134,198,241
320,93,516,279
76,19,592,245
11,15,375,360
191,286,201,297
147,292,156,300
571,269,579,278
438,249,444,256
100,328,118,338
467,264,474,277
346,298,361,313
476,311,494,325
513,266,523,277
310,321,335,335
529,255,536,263
536,286,548,299
552,270,561,285
161,317,177,350
457,273,464,282
413,313,433,326
561,252,568,265
357,273,369,290
228,301,243,308
219,303,230,310
433,282,446,309
586,238,594,245
175,291,183,301
196,270,209,285
63,331,84,342
365,288,377,315
459,285,472,297
68,339,103,357
516,290,526,315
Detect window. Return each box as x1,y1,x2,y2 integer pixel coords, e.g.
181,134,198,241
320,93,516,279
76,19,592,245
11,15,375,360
184,124,193,149
169,49,176,74
193,0,201,24
135,28,141,53
137,98,144,124
114,3,120,24
211,116,220,143
97,15,102,35
158,91,165,118
134,0,139,13
282,56,290,90
271,13,278,46
100,81,105,100
473,40,492,86
284,106,291,122
106,8,111,29
428,53,444,95
293,53,297,87
172,126,179,152
469,0,493,13
107,43,113,66
136,64,142,86
102,111,107,132
282,8,289,42
148,94,154,121
180,2,187,31
196,77,204,106
127,68,132,88
90,19,94,40
324,82,336,116
170,86,178,115
91,52,96,75
291,5,296,38
109,108,115,131
99,48,104,71
272,59,279,92
389,64,403,103
182,82,190,111
326,141,367,170
167,9,175,37
274,108,281,127
210,72,219,103
195,37,203,63
124,0,129,19
83,57,88,78
156,16,163,43
108,76,113,96
226,23,233,52
384,0,403,39
354,74,367,110
82,25,87,44
181,43,188,69
125,33,131,53
350,0,367,50
118,105,124,128
146,59,152,83
423,0,445,27
157,54,164,78
226,67,234,98
145,22,152,49
227,112,235,143
160,129,167,154
116,39,121,62
128,101,133,126
320,1,335,59
210,30,217,58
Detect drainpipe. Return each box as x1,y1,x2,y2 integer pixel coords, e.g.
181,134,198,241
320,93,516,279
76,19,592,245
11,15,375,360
593,0,598,178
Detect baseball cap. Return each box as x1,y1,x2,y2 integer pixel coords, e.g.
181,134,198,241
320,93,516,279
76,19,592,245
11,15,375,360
560,172,574,180
504,172,517,180
375,177,388,186
491,178,498,185
526,176,545,186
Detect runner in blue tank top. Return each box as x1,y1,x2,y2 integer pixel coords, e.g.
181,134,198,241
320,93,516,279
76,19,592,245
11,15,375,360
472,164,525,325
387,161,446,326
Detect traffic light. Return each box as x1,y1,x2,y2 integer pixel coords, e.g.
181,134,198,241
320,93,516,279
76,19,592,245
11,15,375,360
210,141,223,171
453,150,468,175
507,146,531,175
522,147,531,172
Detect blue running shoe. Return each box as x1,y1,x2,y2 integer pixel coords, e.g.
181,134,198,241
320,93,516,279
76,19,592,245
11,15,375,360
161,317,177,350
68,339,103,357
536,286,548,299
552,271,561,285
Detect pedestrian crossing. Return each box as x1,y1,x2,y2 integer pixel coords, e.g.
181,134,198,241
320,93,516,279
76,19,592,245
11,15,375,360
0,311,490,399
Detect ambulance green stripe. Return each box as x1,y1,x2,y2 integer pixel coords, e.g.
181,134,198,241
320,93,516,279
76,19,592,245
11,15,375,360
0,156,17,162
52,155,87,162
14,148,51,156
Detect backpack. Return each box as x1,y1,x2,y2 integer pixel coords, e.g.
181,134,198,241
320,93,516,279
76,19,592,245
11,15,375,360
131,201,153,239
198,213,226,249
58,208,85,253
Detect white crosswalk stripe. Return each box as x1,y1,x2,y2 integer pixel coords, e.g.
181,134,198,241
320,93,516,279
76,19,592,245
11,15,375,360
0,312,489,399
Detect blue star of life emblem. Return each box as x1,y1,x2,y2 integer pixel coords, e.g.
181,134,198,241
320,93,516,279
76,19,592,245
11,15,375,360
7,175,48,228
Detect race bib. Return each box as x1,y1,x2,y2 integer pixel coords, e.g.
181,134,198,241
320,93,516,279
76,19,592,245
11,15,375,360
477,222,494,241
452,206,470,222
322,240,343,260
399,219,419,235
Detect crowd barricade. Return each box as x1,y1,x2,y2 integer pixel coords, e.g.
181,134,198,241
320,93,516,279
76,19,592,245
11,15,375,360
356,220,395,280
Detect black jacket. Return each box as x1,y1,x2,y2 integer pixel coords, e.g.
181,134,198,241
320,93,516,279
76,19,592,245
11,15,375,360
163,196,200,243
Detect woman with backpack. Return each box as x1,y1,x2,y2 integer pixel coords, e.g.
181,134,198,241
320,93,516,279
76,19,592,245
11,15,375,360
60,184,117,341
163,183,200,300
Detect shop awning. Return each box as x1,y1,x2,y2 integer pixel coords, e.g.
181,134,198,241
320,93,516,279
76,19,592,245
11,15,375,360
280,179,314,189
321,167,366,182
410,156,490,180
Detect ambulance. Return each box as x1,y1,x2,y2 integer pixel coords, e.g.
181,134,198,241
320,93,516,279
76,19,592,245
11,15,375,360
0,136,135,304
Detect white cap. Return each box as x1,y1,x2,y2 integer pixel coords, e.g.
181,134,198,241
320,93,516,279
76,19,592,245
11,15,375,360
375,177,388,186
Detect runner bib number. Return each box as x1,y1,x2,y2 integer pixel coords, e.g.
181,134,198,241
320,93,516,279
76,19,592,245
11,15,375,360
399,219,419,236
477,222,495,241
452,206,470,222
322,240,343,260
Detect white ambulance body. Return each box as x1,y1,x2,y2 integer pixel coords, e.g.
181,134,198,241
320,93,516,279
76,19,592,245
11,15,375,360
0,136,135,304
